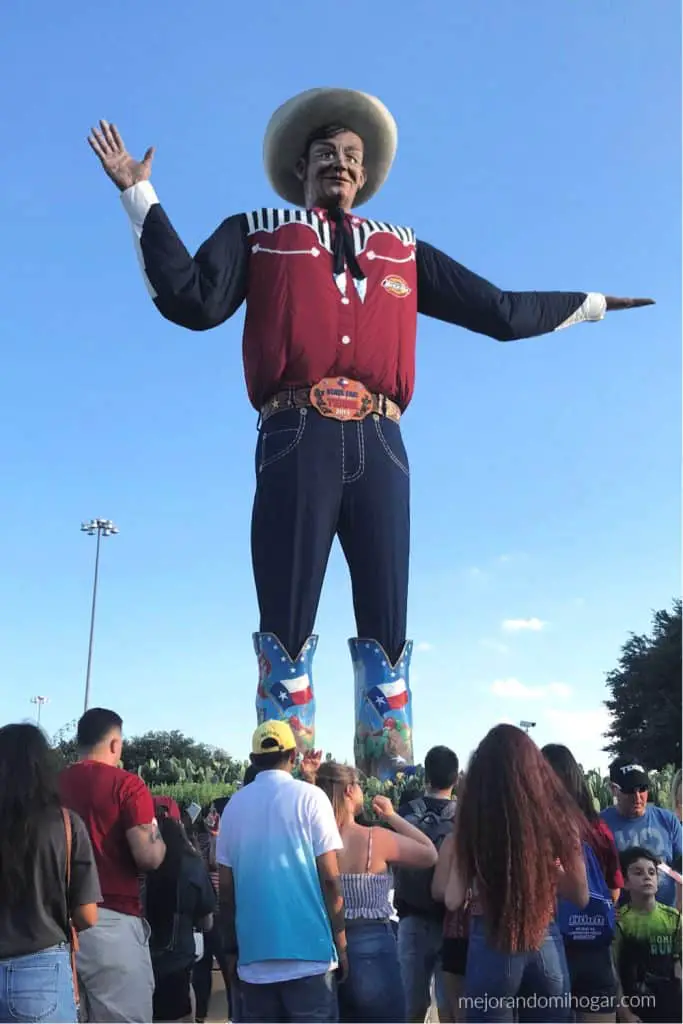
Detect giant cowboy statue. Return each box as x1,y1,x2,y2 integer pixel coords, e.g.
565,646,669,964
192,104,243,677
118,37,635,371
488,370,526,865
89,88,653,780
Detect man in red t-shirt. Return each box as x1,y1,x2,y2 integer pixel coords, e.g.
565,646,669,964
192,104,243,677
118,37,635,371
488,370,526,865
61,707,166,1023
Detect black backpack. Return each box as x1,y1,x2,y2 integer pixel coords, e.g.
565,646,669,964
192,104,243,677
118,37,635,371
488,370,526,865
393,797,456,914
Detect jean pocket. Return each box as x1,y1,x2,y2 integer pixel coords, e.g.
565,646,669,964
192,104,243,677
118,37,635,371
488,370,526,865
258,408,307,472
373,416,409,477
7,961,59,1022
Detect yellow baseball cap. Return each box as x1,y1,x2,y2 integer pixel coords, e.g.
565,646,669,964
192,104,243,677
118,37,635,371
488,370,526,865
252,720,297,755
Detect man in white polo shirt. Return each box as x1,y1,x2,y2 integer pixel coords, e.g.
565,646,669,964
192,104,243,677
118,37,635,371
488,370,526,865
216,721,347,1022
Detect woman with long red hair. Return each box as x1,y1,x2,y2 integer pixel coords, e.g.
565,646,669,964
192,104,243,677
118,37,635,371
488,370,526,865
442,724,589,1023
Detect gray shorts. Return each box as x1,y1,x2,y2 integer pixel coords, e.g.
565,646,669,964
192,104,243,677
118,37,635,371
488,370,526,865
77,908,154,1023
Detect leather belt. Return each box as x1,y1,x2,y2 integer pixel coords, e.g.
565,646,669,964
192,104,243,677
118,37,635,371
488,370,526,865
261,381,402,426
344,917,392,929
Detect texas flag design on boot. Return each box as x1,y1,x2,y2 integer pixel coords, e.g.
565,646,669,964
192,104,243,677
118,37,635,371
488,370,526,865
349,638,414,781
271,674,314,710
367,678,409,713
253,633,317,753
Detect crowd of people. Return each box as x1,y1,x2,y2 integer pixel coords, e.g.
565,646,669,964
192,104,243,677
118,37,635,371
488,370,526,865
0,709,681,1023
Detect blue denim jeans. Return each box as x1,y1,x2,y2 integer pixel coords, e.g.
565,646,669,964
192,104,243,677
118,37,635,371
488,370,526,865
464,918,571,1023
339,920,405,1022
0,944,77,1023
397,915,448,1021
252,406,410,663
240,970,338,1023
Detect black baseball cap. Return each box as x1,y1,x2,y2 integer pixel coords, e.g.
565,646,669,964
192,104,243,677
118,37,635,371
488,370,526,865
610,761,649,791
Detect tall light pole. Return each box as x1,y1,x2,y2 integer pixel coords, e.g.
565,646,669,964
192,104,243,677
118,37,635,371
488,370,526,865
81,518,119,713
30,695,49,725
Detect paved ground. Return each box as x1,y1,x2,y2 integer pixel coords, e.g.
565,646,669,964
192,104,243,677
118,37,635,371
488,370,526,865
206,972,229,1022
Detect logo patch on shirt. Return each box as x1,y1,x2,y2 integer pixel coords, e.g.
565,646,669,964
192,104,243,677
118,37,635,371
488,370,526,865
381,275,411,299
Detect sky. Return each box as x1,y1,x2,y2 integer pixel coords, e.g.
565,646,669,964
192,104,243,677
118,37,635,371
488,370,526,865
0,3,679,773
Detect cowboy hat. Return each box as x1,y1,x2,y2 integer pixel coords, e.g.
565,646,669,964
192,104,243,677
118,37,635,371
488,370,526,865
263,88,397,209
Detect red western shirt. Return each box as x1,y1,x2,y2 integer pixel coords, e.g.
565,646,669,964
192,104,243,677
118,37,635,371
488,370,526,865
121,182,605,411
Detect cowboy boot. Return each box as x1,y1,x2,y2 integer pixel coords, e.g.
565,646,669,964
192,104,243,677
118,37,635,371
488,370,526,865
253,633,317,753
349,638,414,781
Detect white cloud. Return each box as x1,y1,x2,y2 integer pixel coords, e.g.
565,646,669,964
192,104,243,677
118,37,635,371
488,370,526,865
414,642,433,653
502,617,545,633
490,678,572,701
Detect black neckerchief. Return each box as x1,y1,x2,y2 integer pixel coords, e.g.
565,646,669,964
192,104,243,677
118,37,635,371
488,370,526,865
330,206,365,281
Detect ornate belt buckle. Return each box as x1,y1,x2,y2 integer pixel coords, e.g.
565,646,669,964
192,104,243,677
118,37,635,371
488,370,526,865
310,378,373,421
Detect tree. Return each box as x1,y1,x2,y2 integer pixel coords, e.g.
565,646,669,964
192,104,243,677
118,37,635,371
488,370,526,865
121,730,245,788
48,726,242,783
604,601,682,769
120,730,226,774
51,720,78,768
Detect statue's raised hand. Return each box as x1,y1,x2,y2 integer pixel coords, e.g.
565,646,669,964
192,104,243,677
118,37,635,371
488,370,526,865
88,120,154,192
605,296,655,311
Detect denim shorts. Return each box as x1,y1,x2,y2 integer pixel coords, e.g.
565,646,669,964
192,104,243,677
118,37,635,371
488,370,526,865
0,944,77,1024
465,917,571,1023
563,942,617,1003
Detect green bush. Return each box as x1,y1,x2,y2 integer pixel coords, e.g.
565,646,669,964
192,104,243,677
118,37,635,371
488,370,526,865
150,781,241,807
50,725,676,816
148,762,676,816
138,754,247,787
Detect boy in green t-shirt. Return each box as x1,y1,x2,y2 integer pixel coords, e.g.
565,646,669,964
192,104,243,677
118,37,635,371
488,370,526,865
614,847,681,1023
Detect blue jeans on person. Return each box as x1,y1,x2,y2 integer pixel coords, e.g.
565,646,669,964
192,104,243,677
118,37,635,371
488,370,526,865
339,920,405,1022
0,944,77,1023
252,405,410,663
464,917,571,1023
240,970,338,1023
397,915,448,1021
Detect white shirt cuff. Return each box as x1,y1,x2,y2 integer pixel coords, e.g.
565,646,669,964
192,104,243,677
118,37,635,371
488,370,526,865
555,292,607,331
120,181,159,234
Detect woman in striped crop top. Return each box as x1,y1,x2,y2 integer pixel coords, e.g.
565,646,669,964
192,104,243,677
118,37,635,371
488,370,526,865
316,762,437,1022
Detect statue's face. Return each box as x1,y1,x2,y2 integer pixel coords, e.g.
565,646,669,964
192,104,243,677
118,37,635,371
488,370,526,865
297,129,366,211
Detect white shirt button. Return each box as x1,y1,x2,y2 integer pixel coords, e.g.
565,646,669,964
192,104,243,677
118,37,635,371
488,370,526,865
341,335,351,345
341,297,350,305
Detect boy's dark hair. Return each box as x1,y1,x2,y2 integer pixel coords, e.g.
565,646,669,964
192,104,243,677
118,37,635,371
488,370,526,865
77,708,122,750
243,763,259,786
424,745,459,791
620,846,660,875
